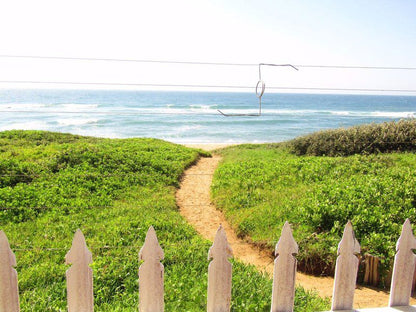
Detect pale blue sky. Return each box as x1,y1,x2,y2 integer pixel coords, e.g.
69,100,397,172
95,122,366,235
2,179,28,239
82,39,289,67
0,0,415,93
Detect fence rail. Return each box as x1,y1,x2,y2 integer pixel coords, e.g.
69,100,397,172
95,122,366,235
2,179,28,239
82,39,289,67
1,220,416,311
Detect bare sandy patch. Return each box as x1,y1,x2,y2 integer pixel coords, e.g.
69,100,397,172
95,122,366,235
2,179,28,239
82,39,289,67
175,155,410,308
183,143,237,151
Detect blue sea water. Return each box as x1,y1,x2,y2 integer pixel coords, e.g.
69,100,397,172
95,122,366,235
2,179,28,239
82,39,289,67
0,89,415,143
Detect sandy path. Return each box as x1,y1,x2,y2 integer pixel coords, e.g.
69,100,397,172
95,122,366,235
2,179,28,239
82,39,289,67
176,155,405,309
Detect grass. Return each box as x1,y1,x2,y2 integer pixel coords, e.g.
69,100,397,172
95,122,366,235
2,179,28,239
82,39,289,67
0,130,328,311
212,143,416,282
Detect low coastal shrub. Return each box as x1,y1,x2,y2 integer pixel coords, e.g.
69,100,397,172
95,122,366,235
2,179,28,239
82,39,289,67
212,144,416,283
288,119,416,156
0,130,328,311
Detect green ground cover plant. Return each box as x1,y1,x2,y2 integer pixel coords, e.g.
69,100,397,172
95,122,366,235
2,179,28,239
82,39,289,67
0,130,327,311
212,142,416,281
289,119,416,156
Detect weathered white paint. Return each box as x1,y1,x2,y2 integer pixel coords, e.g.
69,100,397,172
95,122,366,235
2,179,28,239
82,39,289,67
207,225,233,312
271,221,298,312
0,230,20,312
2,221,416,311
389,219,416,307
139,226,164,312
65,229,93,312
332,221,361,311
329,305,416,312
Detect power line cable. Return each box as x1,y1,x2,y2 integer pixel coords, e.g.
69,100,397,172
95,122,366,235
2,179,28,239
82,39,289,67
268,86,416,93
0,80,253,89
1,80,416,93
13,245,148,252
0,204,216,211
295,64,416,70
0,110,221,116
0,173,216,177
1,55,416,70
12,241,213,252
0,206,112,211
0,55,256,67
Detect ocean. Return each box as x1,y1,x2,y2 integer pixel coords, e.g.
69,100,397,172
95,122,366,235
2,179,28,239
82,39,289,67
0,89,415,143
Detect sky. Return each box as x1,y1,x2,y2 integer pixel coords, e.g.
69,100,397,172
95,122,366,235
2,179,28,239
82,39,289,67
0,0,415,94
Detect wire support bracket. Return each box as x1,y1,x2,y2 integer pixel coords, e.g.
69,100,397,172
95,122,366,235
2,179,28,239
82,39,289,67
217,63,299,117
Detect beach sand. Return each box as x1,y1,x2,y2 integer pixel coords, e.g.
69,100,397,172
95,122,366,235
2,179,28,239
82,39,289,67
176,155,414,307
184,143,237,151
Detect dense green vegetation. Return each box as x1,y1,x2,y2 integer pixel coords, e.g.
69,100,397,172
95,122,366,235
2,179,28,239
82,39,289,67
0,130,327,311
289,119,416,156
212,143,416,281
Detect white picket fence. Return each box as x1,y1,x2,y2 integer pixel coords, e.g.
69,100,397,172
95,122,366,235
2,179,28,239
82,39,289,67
1,220,416,311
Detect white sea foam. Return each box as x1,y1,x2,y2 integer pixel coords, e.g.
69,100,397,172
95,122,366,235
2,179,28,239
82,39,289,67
57,118,99,126
60,103,99,111
124,107,330,116
189,104,218,110
1,89,415,144
331,111,351,116
260,109,415,118
261,109,325,115
176,124,203,132
0,121,50,131
370,111,415,118
0,103,47,110
129,107,216,115
0,103,101,113
11,104,409,118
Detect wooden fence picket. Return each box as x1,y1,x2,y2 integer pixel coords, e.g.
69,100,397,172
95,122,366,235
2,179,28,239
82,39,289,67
389,219,416,307
65,229,94,312
207,225,233,312
139,226,164,312
363,254,380,286
331,221,360,311
3,220,416,311
0,230,20,312
271,221,298,312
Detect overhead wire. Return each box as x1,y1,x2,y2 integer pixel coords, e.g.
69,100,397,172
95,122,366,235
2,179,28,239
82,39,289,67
0,173,216,177
0,206,112,211
12,240,217,252
1,80,416,93
0,55,415,119
0,55,257,67
1,55,414,254
0,204,215,211
1,54,416,70
294,64,416,70
1,55,416,97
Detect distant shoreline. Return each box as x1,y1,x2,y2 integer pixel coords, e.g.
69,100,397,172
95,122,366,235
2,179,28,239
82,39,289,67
183,143,237,151
2,89,415,142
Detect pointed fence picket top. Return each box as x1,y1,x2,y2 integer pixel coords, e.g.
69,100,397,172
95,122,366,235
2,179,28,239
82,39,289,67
389,219,416,307
207,225,233,312
139,226,164,312
65,229,93,312
0,230,20,312
331,221,360,311
271,221,298,312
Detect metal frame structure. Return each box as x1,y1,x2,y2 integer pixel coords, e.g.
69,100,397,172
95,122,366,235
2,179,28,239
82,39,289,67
218,63,299,117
